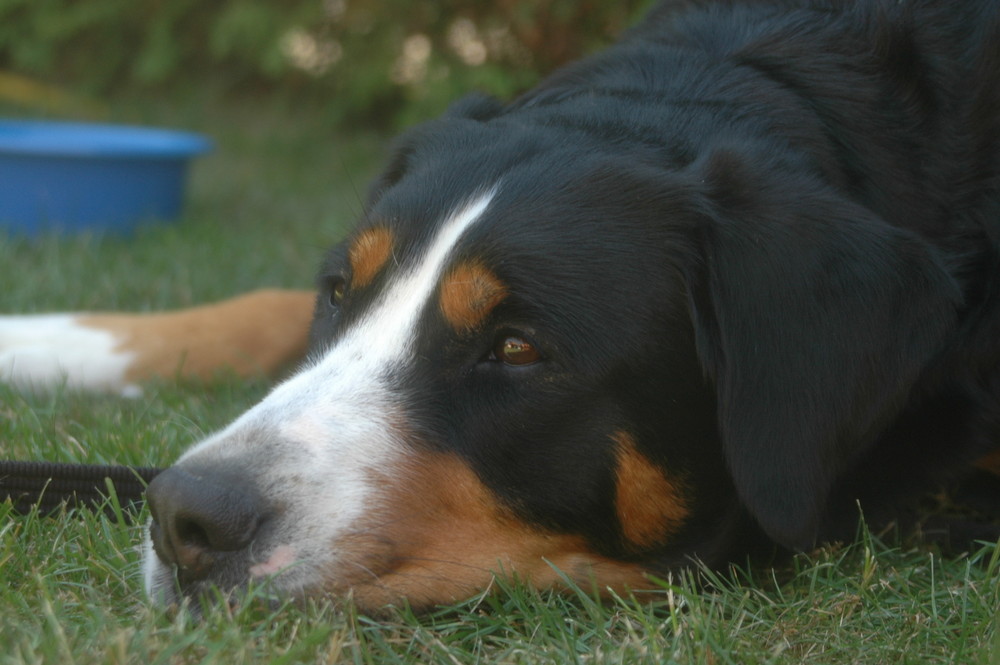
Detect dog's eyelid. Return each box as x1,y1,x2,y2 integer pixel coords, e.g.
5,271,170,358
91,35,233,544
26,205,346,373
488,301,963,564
489,332,544,367
324,276,348,309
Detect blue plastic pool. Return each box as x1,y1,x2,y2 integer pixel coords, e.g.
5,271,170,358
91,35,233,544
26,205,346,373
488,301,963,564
0,120,212,234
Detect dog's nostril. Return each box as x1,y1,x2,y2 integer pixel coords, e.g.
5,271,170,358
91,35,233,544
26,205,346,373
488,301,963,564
176,517,212,550
146,465,264,580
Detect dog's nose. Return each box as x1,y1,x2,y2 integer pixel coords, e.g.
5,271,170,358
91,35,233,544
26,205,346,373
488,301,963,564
146,466,263,581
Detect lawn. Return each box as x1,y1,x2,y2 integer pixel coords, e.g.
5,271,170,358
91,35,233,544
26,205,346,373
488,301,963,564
1,96,998,664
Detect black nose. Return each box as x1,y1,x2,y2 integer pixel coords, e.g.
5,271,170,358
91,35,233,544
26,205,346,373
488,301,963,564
146,466,264,582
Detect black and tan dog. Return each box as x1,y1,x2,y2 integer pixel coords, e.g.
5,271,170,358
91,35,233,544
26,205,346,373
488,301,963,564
2,0,999,611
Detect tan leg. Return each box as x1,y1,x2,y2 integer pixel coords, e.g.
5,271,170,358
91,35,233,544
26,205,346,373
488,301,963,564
0,289,316,396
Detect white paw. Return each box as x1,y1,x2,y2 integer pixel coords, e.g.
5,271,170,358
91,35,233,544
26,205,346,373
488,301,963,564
0,314,139,396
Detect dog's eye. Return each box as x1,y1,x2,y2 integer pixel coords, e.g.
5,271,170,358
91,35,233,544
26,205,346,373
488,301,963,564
494,336,541,366
326,278,347,309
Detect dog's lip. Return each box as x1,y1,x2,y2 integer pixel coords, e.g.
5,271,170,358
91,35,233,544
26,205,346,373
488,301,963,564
145,559,182,608
249,544,300,578
147,536,309,597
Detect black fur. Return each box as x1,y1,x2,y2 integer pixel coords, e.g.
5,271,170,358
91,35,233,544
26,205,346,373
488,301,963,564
313,0,1000,572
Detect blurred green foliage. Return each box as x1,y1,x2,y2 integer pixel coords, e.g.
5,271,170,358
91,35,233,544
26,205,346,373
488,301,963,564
0,0,653,127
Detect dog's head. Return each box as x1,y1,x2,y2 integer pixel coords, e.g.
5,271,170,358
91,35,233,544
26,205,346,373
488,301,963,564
143,96,958,612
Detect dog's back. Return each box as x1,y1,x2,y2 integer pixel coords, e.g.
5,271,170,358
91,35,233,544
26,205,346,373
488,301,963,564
524,0,999,241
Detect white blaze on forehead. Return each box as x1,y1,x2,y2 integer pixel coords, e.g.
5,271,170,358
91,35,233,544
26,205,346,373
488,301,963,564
335,187,498,368
179,186,497,461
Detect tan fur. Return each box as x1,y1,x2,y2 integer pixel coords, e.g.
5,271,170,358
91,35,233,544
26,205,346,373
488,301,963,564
349,227,395,288
80,289,315,382
332,451,650,610
975,449,1000,477
612,431,690,550
439,261,508,332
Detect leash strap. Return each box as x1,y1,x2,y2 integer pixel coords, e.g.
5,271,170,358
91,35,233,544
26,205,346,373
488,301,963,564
0,460,162,519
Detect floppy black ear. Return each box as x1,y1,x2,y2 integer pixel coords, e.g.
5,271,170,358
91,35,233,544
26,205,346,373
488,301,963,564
686,148,961,550
366,94,505,204
443,92,505,121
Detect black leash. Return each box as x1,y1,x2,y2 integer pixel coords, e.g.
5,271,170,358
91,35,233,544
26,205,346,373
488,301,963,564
0,460,163,520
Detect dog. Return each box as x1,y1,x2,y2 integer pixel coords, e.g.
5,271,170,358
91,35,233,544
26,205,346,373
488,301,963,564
2,0,999,613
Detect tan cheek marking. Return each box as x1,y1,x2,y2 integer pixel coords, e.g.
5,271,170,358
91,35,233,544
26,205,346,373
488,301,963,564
329,452,649,611
349,227,395,288
80,289,316,382
975,449,1000,476
439,261,508,332
613,431,689,551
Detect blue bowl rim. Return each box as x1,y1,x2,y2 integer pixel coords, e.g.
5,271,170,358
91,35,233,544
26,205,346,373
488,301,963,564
0,119,213,159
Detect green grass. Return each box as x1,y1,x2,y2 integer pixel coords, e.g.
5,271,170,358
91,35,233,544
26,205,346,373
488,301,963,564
1,97,999,664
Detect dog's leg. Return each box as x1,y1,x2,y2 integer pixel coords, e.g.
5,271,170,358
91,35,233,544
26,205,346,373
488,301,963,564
0,289,316,397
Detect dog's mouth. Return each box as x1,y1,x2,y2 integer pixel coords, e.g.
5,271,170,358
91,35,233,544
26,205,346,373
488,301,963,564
141,449,658,614
142,522,317,615
142,570,291,619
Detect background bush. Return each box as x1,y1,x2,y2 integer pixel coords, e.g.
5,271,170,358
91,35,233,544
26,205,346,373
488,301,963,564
0,0,653,127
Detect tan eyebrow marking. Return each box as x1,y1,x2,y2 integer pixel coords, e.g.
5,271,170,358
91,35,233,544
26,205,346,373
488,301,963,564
612,430,690,550
349,227,395,288
439,260,508,332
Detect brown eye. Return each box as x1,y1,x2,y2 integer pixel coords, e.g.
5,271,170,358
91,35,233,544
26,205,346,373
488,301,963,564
494,336,541,366
328,278,347,308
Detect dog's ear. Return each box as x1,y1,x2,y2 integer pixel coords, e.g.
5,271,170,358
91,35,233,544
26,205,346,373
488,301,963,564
366,135,419,205
444,93,505,121
686,147,961,550
366,94,505,204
